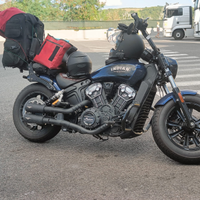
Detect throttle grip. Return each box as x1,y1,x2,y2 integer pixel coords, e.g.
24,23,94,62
130,13,159,54
131,13,138,20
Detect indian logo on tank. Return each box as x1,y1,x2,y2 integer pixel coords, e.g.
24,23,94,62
111,64,136,73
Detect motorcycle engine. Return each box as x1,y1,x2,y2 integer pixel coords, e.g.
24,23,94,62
80,83,136,136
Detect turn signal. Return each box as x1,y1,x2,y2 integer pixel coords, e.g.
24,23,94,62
178,93,185,103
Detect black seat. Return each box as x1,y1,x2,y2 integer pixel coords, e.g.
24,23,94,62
56,73,81,89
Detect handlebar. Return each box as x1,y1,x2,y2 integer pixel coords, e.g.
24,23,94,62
131,13,148,33
130,13,160,54
117,13,169,71
131,13,170,71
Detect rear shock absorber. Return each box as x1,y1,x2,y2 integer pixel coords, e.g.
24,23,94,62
45,90,65,106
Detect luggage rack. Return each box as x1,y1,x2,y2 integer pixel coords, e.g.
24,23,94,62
23,63,57,91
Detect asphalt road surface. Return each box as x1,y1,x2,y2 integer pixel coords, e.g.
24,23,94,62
1,37,200,200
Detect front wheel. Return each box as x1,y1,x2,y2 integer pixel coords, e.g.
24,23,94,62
173,29,184,40
152,95,200,164
13,83,61,143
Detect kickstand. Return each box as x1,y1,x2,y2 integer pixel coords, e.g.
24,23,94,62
93,134,109,141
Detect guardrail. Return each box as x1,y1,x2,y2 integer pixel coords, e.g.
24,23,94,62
43,20,162,30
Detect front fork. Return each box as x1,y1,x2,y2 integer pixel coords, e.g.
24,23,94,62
165,69,195,128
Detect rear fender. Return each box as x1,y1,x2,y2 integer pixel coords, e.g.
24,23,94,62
40,76,61,91
27,74,60,91
155,90,197,107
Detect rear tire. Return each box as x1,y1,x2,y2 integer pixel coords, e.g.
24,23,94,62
152,95,200,164
13,83,61,143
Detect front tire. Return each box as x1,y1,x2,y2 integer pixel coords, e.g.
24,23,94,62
152,95,200,164
173,29,184,40
13,83,61,143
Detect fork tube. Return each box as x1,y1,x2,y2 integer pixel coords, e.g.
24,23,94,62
163,84,170,94
168,75,177,89
167,74,195,128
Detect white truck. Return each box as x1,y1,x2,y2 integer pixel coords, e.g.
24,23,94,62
194,0,200,38
163,1,200,40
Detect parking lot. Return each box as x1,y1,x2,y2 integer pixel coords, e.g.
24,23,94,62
1,38,200,200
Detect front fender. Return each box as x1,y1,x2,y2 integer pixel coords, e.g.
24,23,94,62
155,90,197,107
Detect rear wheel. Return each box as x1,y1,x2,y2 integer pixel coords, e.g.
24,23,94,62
152,95,200,164
13,83,61,142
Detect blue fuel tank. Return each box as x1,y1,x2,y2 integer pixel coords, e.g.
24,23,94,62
91,60,147,86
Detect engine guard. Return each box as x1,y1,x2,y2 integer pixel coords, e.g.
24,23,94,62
155,90,197,107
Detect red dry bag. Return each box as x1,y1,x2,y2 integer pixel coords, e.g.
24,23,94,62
33,35,76,69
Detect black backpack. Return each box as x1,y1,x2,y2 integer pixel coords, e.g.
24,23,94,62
2,13,44,71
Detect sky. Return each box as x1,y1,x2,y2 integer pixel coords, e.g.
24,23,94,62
0,0,194,8
100,0,194,8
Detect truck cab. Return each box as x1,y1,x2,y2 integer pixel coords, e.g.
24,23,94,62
163,4,193,40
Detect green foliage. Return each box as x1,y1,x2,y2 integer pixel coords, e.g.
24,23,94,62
137,6,164,20
6,0,105,21
1,1,164,21
92,6,163,21
8,0,65,20
62,0,105,21
97,9,130,21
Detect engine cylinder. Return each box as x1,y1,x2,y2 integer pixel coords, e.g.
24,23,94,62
86,83,107,108
111,84,136,111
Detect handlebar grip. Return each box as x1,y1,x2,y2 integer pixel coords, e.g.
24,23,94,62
131,13,138,20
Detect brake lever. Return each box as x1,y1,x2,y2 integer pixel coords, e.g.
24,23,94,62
144,17,149,23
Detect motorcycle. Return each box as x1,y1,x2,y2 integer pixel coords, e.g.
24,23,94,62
12,13,200,164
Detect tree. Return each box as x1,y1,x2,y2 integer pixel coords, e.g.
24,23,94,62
3,0,65,20
62,0,105,21
0,1,162,22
